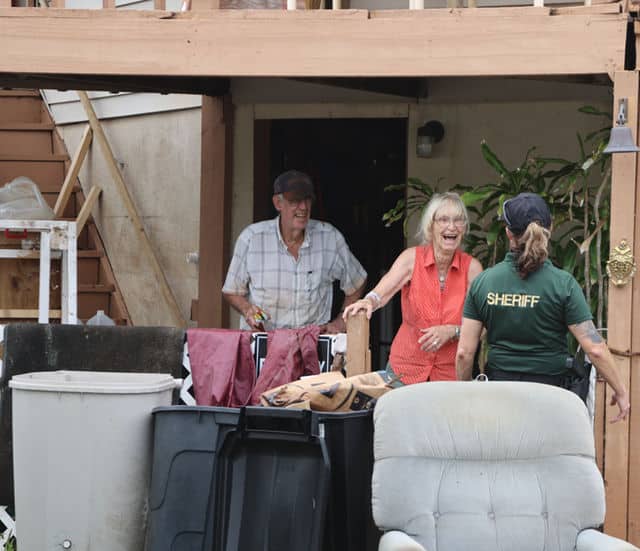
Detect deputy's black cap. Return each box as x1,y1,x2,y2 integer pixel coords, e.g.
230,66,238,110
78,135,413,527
503,192,552,235
273,170,315,200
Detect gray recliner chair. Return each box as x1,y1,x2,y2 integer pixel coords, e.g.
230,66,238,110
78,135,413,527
372,381,639,551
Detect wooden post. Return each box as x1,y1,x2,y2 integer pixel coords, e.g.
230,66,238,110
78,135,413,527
605,70,637,540
627,68,640,546
197,95,232,328
77,91,186,328
346,311,369,376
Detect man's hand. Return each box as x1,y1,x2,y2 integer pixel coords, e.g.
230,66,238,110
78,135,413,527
243,304,270,332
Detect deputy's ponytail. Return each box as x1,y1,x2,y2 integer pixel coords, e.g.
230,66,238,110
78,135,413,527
511,221,550,278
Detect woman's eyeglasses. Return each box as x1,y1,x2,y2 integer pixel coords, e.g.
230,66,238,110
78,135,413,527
434,216,466,228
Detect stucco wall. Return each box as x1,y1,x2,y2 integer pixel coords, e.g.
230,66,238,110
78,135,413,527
57,109,201,326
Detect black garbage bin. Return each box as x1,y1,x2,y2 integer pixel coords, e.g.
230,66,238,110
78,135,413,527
145,406,380,551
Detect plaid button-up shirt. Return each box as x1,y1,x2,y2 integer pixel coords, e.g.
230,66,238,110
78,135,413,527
223,217,367,329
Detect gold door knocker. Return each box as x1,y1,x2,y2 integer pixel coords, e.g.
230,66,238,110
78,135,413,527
606,239,636,286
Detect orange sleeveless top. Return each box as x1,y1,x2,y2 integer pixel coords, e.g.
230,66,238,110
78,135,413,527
389,245,473,384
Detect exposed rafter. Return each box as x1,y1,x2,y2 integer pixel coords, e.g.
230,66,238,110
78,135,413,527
0,73,229,96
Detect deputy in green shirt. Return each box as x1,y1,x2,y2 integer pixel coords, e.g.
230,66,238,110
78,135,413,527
456,192,630,423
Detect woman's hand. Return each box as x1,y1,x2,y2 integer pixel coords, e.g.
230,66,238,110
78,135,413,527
343,298,375,320
418,325,457,352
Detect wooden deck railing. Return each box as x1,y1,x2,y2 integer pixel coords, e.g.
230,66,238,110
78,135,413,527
0,0,604,12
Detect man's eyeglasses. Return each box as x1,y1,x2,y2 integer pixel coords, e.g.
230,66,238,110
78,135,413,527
434,216,466,228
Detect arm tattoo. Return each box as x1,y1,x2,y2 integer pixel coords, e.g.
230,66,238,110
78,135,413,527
576,320,604,344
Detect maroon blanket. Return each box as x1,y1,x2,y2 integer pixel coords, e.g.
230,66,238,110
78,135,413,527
187,328,255,407
250,326,321,405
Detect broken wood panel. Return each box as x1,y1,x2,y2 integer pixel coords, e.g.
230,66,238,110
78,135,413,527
0,10,627,77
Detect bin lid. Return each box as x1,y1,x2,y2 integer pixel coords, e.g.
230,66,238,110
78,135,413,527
9,371,179,394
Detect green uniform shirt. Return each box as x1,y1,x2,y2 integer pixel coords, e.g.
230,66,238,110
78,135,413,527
463,252,592,375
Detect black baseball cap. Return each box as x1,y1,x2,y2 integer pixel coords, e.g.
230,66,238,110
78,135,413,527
503,193,552,235
273,170,315,201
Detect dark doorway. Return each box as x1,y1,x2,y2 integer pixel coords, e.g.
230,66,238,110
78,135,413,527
254,117,407,370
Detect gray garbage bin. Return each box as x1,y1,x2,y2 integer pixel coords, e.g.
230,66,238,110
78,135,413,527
9,371,178,551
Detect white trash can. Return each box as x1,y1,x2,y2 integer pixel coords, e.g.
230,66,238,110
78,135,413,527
9,371,179,551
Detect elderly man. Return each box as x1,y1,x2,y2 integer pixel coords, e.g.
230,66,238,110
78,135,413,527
223,170,367,333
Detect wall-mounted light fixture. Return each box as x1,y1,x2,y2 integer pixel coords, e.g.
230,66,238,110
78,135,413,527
603,98,640,154
416,120,445,158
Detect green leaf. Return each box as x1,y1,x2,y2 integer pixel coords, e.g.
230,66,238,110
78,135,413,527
579,105,611,118
481,141,509,178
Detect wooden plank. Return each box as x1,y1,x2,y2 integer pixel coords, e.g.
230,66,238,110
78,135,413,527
254,103,409,120
102,0,115,7
629,355,640,545
604,69,638,539
75,185,101,234
0,309,61,318
191,0,218,8
628,66,640,543
77,91,186,328
346,311,369,376
54,125,91,218
153,0,165,8
197,95,232,328
0,129,53,156
551,3,622,14
594,379,606,472
0,122,54,130
0,10,627,77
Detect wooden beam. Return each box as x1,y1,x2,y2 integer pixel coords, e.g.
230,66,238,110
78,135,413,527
75,185,101,234
0,9,627,78
628,68,640,546
54,124,91,218
153,0,165,8
197,95,232,328
77,90,187,328
346,312,370,376
605,69,637,540
0,309,61,318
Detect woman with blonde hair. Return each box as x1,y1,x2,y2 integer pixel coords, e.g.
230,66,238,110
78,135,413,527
343,192,483,384
456,192,630,422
